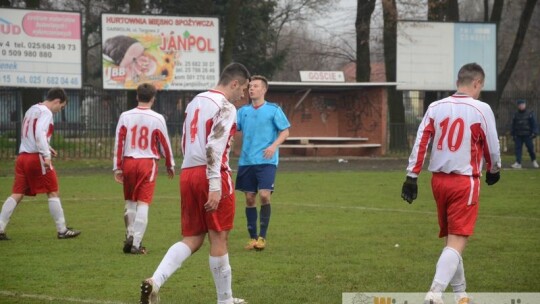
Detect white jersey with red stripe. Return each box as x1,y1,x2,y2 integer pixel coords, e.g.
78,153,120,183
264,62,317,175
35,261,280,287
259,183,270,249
19,103,54,159
113,107,175,171
407,94,501,178
181,90,237,181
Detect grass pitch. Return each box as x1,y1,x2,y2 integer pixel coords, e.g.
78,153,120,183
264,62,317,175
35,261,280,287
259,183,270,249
0,159,539,303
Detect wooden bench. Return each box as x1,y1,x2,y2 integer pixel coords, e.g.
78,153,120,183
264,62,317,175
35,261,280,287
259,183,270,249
280,137,381,156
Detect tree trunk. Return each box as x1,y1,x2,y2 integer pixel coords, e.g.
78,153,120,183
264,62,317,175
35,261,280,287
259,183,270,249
424,0,459,112
497,0,538,97
490,0,504,24
355,0,376,82
483,0,537,110
382,0,407,150
222,0,242,67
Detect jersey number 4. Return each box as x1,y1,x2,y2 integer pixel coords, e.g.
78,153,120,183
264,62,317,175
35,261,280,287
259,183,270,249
437,117,464,152
130,125,149,149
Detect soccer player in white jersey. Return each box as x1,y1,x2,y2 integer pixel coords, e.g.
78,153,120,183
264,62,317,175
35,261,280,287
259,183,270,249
113,83,175,254
401,63,501,304
139,63,250,304
0,87,81,240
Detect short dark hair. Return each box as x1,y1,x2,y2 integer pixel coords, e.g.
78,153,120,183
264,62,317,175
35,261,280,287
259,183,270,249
250,75,269,88
46,87,67,103
457,63,485,86
218,62,250,86
136,83,157,103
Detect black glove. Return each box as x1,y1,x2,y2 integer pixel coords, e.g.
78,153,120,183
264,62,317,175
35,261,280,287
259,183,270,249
531,133,537,139
401,176,418,204
485,171,500,186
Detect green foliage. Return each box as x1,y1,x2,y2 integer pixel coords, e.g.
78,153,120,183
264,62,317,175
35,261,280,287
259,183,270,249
0,166,538,303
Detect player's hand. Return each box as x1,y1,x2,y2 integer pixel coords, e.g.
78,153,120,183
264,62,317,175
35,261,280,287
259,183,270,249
114,170,124,184
531,133,537,139
485,171,500,186
50,147,58,158
263,145,276,159
167,167,175,179
43,157,52,169
401,176,418,204
204,190,221,212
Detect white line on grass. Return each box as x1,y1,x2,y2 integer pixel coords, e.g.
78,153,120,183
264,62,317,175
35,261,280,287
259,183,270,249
0,290,128,304
284,202,540,221
20,196,540,221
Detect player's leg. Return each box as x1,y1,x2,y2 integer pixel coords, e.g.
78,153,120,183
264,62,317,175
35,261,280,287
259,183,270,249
123,200,137,253
427,174,477,303
47,192,81,239
141,166,207,303
448,237,468,303
208,229,235,304
1,155,30,239
131,201,149,253
0,194,24,240
244,192,257,246
235,165,259,249
206,174,242,304
254,165,277,250
129,159,157,254
141,234,205,304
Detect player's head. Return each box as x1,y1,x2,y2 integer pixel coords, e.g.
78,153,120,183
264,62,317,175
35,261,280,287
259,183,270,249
136,83,157,103
46,87,68,113
249,75,269,101
456,63,485,99
217,62,251,103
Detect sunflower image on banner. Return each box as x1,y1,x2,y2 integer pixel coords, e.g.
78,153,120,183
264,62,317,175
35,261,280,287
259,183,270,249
103,34,178,90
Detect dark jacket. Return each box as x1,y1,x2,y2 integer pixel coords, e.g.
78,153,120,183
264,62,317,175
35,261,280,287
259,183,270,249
512,109,538,137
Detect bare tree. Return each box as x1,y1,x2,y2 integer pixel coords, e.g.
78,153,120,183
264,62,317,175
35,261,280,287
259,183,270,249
481,0,538,108
272,27,349,81
356,0,376,82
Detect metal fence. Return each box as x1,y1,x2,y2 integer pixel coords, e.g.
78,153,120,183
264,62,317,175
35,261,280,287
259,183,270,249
0,88,538,159
0,87,192,159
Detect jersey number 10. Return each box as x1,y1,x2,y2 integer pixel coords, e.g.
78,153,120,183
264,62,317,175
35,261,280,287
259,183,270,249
437,117,464,152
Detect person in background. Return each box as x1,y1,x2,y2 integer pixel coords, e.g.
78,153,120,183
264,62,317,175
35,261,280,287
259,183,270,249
0,87,81,240
113,83,175,254
510,99,538,169
235,75,290,251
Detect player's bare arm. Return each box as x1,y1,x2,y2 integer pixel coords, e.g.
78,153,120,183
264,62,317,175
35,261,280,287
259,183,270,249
263,128,289,159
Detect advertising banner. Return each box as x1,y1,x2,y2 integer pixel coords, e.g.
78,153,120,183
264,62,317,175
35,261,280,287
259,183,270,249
397,21,496,91
102,13,219,91
0,8,82,88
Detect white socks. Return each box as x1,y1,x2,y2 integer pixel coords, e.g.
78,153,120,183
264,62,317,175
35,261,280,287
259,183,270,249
48,197,66,233
430,247,463,295
132,203,149,248
0,197,17,232
450,254,467,300
152,241,192,289
124,200,137,238
210,254,233,304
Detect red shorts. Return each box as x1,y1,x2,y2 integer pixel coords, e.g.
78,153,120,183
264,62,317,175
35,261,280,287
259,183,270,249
431,173,480,237
180,166,235,236
12,153,59,196
122,158,158,204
